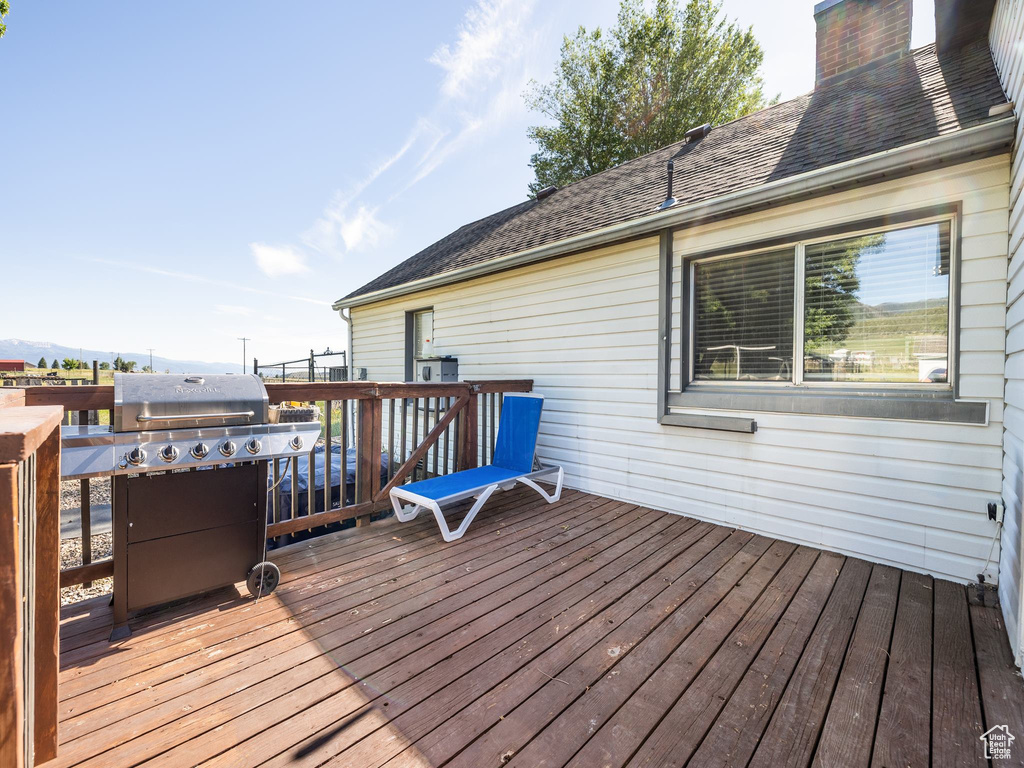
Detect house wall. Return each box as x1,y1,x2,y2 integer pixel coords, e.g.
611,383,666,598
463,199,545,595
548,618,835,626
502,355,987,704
990,0,1024,664
351,155,1010,589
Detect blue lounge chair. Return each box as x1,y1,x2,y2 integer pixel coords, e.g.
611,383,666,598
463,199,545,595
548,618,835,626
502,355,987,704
389,392,563,542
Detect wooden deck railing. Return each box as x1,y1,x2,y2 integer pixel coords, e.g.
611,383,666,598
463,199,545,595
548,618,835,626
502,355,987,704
20,379,532,590
0,389,61,767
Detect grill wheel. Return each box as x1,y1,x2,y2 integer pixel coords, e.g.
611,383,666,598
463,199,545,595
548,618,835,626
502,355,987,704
246,561,281,597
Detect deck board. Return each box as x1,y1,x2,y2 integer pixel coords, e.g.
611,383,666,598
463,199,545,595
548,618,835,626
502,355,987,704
53,487,1024,768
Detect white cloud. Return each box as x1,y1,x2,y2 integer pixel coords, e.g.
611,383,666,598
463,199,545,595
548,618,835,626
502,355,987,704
250,242,310,278
302,200,394,258
429,0,535,99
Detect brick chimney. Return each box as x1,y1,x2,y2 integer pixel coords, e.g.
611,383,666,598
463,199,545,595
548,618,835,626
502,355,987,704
814,0,912,88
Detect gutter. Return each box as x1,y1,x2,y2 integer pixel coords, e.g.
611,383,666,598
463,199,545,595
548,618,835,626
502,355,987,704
334,116,1015,311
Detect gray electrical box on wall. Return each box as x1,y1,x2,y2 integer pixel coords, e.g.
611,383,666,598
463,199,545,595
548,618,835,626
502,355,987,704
415,357,458,382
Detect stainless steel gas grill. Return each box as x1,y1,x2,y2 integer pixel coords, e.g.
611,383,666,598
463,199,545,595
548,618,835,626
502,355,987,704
60,373,321,640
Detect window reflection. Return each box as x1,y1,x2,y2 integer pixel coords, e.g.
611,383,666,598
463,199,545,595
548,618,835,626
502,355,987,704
803,222,950,384
693,250,795,382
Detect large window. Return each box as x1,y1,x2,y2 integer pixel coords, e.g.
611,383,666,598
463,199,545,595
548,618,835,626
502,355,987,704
689,219,953,388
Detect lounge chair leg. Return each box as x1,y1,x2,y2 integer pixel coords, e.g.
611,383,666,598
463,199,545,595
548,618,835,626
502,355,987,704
391,494,424,523
433,484,499,542
520,466,563,504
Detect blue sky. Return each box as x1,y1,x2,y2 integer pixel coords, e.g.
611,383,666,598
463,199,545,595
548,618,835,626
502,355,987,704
0,1,935,368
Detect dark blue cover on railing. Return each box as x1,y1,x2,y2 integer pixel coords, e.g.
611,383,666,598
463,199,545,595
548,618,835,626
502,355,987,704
268,444,390,529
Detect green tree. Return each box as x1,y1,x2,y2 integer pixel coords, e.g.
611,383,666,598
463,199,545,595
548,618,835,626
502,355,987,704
36,356,47,369
802,236,873,354
525,0,771,194
61,357,81,370
51,359,59,369
0,1,9,40
99,361,110,370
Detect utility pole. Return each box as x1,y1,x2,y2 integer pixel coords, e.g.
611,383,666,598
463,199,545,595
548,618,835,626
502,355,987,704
238,338,250,374
146,348,154,372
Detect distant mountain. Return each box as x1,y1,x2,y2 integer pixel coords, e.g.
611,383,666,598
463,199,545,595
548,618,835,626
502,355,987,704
0,339,242,375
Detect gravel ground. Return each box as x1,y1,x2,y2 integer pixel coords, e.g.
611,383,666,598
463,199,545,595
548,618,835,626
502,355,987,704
60,476,111,511
60,533,112,605
60,477,113,605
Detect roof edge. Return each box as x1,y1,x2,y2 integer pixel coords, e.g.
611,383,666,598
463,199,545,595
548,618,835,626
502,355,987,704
334,116,1014,311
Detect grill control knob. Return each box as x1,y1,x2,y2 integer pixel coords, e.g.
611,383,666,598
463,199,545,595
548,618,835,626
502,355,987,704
190,442,209,460
245,438,263,455
219,440,237,458
127,447,146,466
290,436,303,451
159,445,179,463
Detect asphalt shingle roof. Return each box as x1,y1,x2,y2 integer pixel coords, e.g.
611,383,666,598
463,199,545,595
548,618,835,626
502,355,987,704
343,41,1007,302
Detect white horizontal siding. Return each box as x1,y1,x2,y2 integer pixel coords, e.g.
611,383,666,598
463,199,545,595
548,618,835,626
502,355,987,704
351,155,1010,588
991,0,1024,664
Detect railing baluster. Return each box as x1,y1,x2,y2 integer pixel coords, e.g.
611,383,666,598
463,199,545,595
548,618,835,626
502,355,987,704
482,395,489,465
354,399,362,500
490,392,497,459
324,399,332,514
306,416,315,523
388,398,396,482
340,400,348,508
410,397,420,481
273,458,281,526
290,454,299,525
431,397,439,477
400,397,408,467
442,396,450,475
76,408,93,583
80,477,92,587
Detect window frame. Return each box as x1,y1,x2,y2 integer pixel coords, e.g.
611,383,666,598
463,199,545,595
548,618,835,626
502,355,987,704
684,211,959,394
404,306,434,382
658,203,986,430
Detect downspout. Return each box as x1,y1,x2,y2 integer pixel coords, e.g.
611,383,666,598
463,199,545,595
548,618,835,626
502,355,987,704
338,308,353,381
338,307,355,447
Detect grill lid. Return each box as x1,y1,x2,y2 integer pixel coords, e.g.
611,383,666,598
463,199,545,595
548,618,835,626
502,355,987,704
114,373,270,432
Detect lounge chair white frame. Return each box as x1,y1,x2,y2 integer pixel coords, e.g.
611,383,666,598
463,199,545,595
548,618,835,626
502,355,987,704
389,463,564,542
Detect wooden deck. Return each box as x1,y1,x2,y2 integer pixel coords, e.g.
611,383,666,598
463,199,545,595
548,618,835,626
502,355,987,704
54,487,1024,767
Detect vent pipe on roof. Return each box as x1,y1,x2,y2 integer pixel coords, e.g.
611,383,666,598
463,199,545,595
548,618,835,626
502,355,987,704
535,185,557,200
659,160,677,210
684,123,712,143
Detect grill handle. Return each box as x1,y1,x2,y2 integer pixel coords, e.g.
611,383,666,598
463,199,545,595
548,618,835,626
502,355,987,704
135,410,255,423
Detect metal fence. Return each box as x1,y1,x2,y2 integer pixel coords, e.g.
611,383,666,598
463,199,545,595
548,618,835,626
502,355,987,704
254,350,348,383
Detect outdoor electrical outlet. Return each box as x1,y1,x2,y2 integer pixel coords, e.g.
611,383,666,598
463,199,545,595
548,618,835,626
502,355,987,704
987,501,1004,523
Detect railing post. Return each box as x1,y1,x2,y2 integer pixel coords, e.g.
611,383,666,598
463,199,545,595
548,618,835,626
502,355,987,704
356,390,382,526
34,427,59,763
460,386,478,471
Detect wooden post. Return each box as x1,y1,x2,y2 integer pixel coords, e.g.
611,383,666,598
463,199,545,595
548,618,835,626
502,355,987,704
356,393,382,526
0,463,24,768
33,428,59,763
460,389,478,471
